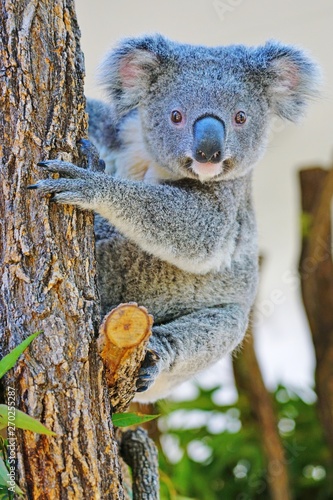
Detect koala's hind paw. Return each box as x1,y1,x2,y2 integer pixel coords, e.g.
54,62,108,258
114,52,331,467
79,139,105,172
136,349,161,393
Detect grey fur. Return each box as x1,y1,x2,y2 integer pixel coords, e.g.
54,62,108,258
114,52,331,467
30,35,320,402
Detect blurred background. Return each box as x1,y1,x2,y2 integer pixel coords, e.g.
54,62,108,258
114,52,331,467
76,1,332,498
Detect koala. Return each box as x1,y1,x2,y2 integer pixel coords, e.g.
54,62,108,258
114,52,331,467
29,35,320,403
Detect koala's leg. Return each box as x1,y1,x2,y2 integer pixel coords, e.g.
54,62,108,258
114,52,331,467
135,303,249,402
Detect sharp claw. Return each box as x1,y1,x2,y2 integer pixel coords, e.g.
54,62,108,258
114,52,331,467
148,349,160,362
137,373,152,381
141,350,160,369
136,384,149,393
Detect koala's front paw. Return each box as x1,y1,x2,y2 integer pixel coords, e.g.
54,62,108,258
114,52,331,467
27,160,102,209
136,349,161,393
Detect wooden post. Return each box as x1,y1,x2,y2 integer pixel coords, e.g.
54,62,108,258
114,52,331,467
299,166,333,459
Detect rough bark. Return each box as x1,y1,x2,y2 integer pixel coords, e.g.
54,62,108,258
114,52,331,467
233,324,291,500
121,428,159,500
299,166,333,459
0,0,124,498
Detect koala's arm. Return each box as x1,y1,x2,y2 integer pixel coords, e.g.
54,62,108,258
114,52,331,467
30,160,239,274
136,302,250,401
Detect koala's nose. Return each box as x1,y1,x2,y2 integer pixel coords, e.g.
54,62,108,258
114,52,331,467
193,116,225,164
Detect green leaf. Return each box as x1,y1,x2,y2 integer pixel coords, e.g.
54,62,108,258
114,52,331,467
0,332,42,379
0,456,24,495
112,412,159,428
0,406,55,436
0,457,8,488
176,497,198,500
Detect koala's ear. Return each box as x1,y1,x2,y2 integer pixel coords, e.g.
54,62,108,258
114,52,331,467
253,41,321,121
99,35,169,115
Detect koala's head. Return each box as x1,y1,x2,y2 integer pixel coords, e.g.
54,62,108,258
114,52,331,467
100,35,320,182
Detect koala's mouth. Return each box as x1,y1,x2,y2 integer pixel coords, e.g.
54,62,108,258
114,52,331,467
183,157,235,181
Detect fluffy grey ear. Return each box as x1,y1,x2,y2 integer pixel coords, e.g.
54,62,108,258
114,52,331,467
99,35,169,116
253,41,321,121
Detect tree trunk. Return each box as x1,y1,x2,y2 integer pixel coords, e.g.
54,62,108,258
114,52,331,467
0,0,124,497
233,320,291,500
299,166,333,460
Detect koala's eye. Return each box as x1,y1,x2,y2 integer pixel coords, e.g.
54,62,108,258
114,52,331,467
171,110,183,124
234,111,247,125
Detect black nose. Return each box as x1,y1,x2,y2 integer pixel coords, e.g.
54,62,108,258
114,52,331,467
193,116,225,164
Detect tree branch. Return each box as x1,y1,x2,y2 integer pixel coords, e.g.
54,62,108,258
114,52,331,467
233,318,291,500
121,428,159,500
97,303,153,413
